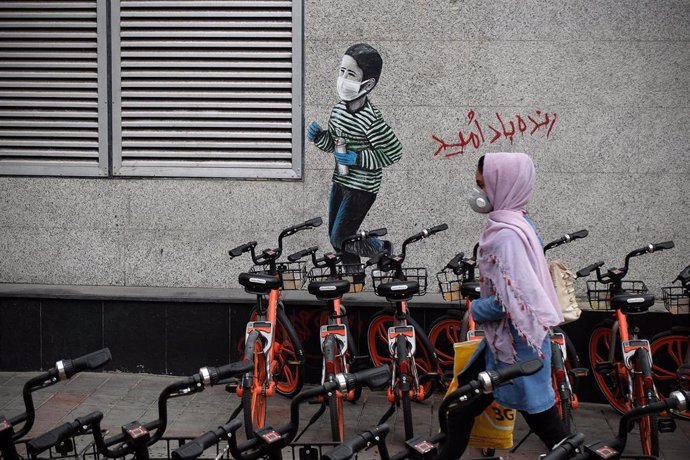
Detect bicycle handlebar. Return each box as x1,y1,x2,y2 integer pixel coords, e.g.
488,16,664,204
540,433,586,460
287,246,319,262
575,261,604,279
57,348,112,381
322,424,390,460
543,229,589,253
200,361,252,386
171,420,242,460
675,264,690,287
27,411,104,457
228,241,257,259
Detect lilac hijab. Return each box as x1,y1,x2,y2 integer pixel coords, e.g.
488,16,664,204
477,152,563,363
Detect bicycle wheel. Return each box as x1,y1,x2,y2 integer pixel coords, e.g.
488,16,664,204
367,312,437,400
635,348,659,457
551,342,573,432
588,324,630,414
428,314,464,382
249,306,304,397
323,335,345,442
396,334,414,441
650,330,690,420
243,333,267,439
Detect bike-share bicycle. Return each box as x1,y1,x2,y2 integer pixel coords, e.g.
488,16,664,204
367,224,447,441
228,218,322,438
286,229,387,441
580,240,675,456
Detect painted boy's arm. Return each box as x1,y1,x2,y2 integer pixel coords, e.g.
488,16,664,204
314,128,335,153
357,118,403,170
471,296,505,322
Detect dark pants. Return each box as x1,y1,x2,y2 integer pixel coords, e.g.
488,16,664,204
440,348,570,459
328,183,384,265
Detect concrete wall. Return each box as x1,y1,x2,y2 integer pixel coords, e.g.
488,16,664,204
1,1,688,296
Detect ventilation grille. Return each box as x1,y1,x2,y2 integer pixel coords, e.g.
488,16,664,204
116,0,297,176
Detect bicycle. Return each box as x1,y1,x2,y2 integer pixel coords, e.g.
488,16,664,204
579,240,675,457
228,218,322,438
287,229,386,442
650,263,690,420
366,224,447,441
0,348,111,460
28,361,252,460
541,388,688,460
322,358,544,460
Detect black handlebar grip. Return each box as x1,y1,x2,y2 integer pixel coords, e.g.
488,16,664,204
76,411,104,427
576,261,604,278
365,251,386,267
446,252,464,269
28,411,103,456
652,241,675,251
61,348,112,379
228,241,256,258
675,264,690,286
322,424,389,460
540,433,586,460
304,217,323,228
569,229,589,240
343,365,391,391
487,358,543,388
426,223,448,236
171,420,240,460
203,361,253,386
368,227,388,238
288,246,319,262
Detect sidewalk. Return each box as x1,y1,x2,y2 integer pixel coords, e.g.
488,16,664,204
1,371,688,459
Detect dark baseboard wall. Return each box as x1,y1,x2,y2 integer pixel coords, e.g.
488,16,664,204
1,284,687,405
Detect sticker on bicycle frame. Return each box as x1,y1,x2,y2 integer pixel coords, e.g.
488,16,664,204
593,445,618,459
246,321,273,356
257,428,281,444
551,333,568,360
622,339,652,370
412,440,435,454
388,326,416,356
320,324,348,355
467,329,485,341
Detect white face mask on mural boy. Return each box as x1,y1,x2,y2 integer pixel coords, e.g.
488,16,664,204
336,55,375,102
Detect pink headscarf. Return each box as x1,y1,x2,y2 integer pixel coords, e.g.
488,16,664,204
477,152,563,363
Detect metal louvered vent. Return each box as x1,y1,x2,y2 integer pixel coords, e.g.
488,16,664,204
113,0,303,178
0,0,108,176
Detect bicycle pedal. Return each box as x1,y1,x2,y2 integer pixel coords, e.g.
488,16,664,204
569,367,589,378
658,417,676,433
595,361,615,374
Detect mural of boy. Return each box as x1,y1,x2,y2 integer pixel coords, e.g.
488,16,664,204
307,43,402,266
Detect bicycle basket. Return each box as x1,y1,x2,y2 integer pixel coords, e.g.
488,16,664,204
436,269,462,302
662,286,690,315
306,264,366,293
372,267,428,296
586,280,648,310
249,261,307,290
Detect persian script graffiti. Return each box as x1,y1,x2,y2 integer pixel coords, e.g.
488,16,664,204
432,110,558,158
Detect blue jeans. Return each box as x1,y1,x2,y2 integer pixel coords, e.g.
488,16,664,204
328,183,384,265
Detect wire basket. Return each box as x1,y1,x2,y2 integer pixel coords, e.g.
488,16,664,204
586,280,648,310
306,264,366,293
249,261,307,290
662,286,690,315
371,267,428,296
436,269,462,302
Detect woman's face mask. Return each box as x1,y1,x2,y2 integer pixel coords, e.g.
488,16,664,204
467,186,493,213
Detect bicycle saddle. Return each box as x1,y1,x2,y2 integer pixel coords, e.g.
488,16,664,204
238,272,281,294
461,281,481,300
308,279,350,300
378,280,420,301
611,293,655,314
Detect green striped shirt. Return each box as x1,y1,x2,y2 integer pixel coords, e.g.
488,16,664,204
314,99,403,194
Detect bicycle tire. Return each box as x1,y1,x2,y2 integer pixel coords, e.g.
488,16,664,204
428,314,464,382
588,323,629,414
650,330,690,420
552,326,580,369
635,347,659,457
396,334,414,441
243,332,267,439
366,312,437,400
249,304,303,398
551,340,573,432
323,335,345,442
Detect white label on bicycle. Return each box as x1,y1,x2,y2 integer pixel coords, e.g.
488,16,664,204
320,324,348,356
388,326,416,357
467,329,485,341
249,277,267,284
391,284,409,291
622,339,651,370
319,285,337,291
246,321,273,356
474,287,481,292
551,333,568,361
626,297,645,303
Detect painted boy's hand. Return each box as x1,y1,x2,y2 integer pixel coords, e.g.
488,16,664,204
306,121,322,142
335,150,358,166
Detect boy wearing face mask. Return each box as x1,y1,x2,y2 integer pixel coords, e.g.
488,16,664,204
306,43,402,265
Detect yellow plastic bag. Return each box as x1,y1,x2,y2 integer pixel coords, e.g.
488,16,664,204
445,341,516,449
